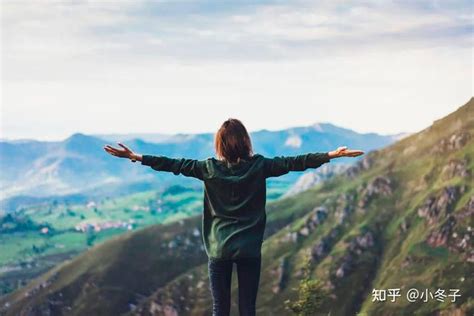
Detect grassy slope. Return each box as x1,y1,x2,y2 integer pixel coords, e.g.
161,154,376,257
1,98,473,316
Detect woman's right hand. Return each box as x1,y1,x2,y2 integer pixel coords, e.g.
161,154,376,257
104,143,141,161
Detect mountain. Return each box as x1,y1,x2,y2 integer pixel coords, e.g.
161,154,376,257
1,98,472,315
282,163,350,198
0,123,395,209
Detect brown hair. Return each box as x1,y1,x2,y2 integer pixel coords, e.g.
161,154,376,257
215,118,253,163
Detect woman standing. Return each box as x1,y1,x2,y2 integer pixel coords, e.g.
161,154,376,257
104,118,363,316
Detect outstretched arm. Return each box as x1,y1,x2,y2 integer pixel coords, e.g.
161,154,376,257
103,143,205,180
264,146,364,178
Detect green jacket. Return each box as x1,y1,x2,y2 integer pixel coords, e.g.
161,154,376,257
141,152,331,260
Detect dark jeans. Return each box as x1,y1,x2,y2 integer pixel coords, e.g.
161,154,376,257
208,255,262,316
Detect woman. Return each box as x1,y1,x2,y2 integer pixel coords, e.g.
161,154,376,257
104,118,363,316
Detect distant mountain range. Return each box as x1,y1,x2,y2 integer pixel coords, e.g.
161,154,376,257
0,123,399,207
1,99,470,315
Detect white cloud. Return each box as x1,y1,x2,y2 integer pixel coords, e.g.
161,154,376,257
1,0,472,140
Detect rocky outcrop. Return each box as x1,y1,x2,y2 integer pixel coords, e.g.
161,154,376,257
333,230,376,279
398,218,410,234
426,215,456,247
417,186,464,225
282,206,329,243
305,207,328,229
271,256,290,294
441,159,470,179
426,196,474,263
335,193,355,225
345,155,374,178
357,176,393,209
432,132,471,154
131,270,208,316
300,207,326,238
310,227,340,264
162,227,204,253
283,164,349,197
147,302,179,316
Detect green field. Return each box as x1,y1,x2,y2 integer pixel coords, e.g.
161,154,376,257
0,181,291,295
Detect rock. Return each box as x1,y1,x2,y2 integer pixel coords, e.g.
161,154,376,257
168,240,177,249
424,196,474,262
149,301,163,314
455,196,474,221
282,231,298,243
401,255,413,268
304,206,328,230
147,299,179,316
284,164,349,197
417,186,461,224
442,159,470,179
283,172,321,198
333,230,376,279
432,132,471,154
426,216,456,247
299,227,310,236
335,255,353,278
310,237,331,262
271,257,289,294
309,207,328,226
355,231,375,249
295,206,329,240
335,194,355,224
358,176,393,209
163,304,179,316
310,227,340,263
399,218,410,233
345,156,374,178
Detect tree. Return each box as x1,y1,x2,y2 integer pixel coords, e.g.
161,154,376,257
285,254,329,316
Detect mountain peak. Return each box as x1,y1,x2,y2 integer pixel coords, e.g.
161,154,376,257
66,133,89,140
312,122,325,132
63,133,103,151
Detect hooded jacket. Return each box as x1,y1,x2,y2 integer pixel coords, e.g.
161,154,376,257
142,152,330,260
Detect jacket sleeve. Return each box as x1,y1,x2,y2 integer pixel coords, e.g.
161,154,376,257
141,155,206,180
263,152,331,178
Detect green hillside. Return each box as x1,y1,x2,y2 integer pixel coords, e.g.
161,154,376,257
1,98,473,315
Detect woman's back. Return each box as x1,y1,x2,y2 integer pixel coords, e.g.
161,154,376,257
139,152,331,259
202,154,268,259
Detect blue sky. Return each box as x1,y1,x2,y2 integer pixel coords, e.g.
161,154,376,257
1,0,473,140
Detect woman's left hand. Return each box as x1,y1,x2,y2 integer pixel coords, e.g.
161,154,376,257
328,146,364,158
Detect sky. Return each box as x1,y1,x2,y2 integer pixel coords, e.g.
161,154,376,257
1,0,473,141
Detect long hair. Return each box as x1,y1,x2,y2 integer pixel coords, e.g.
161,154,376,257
215,118,253,164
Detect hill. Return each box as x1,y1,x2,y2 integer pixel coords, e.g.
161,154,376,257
0,123,395,206
1,98,472,315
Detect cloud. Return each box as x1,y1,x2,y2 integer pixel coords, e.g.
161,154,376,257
3,0,472,64
1,0,472,140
